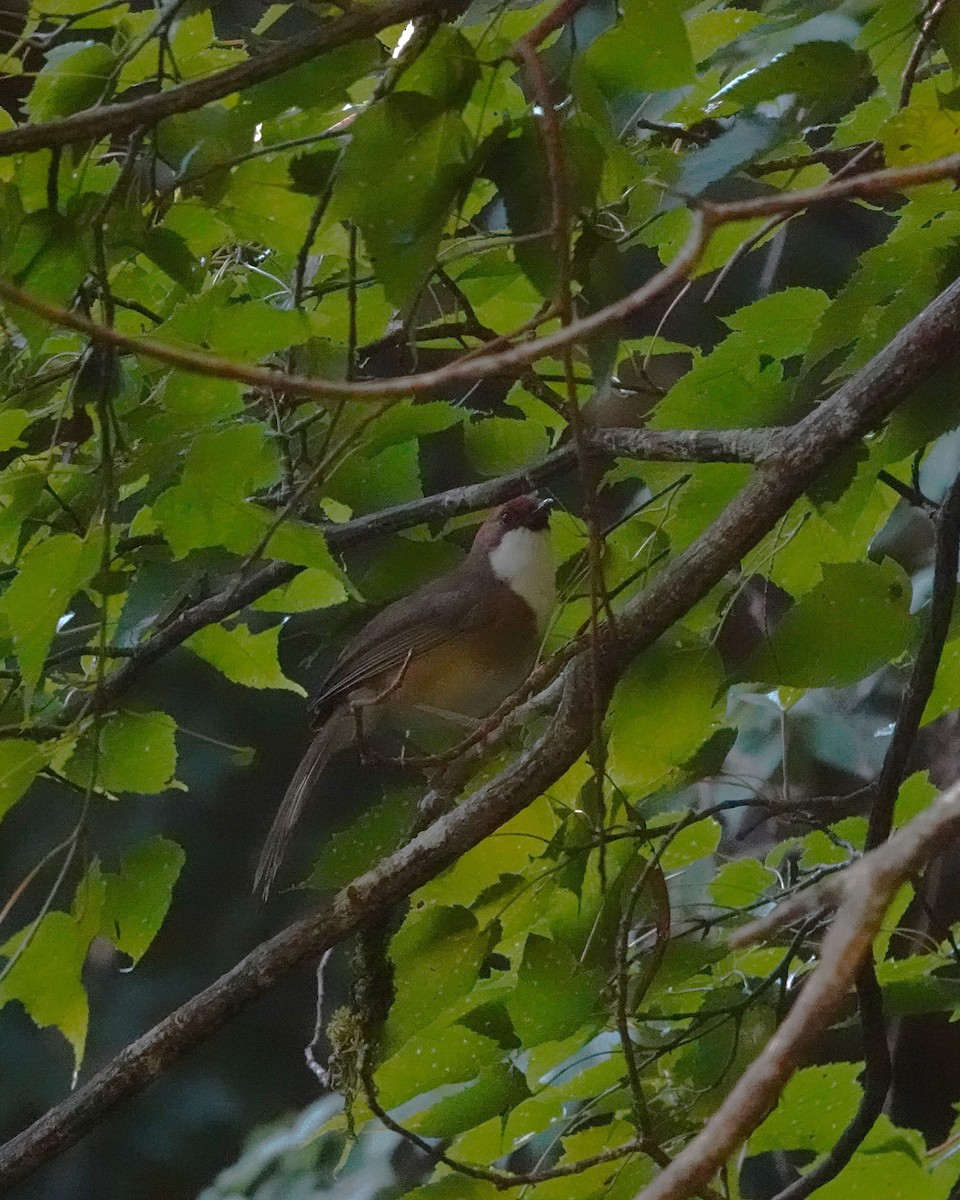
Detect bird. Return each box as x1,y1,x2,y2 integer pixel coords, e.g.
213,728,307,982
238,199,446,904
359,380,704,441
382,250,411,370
254,493,556,897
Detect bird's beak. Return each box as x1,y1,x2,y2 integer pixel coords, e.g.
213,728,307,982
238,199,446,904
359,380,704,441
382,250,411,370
534,497,554,518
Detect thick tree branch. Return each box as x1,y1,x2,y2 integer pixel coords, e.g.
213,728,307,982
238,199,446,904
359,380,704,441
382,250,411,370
77,425,773,715
0,0,457,156
634,773,960,1200
2,268,959,1191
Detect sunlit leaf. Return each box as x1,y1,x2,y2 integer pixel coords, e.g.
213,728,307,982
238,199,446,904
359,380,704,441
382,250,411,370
187,623,306,694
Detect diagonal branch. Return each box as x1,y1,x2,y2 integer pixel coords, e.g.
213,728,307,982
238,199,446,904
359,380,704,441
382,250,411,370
73,425,775,716
2,264,960,1193
634,772,960,1200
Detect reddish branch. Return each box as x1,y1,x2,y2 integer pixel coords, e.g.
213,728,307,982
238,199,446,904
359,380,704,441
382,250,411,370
4,149,960,407
3,264,960,1195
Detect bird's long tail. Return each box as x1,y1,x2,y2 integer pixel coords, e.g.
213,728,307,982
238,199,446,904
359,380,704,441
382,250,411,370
254,705,353,899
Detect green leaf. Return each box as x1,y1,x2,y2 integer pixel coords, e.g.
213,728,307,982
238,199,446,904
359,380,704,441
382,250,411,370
583,0,695,95
66,711,179,795
708,857,776,908
464,416,549,476
0,738,50,824
0,912,90,1069
364,401,467,455
240,38,381,121
877,956,960,1015
2,213,89,350
686,9,766,62
152,423,280,557
187,623,306,694
609,639,726,795
659,817,722,872
310,788,420,890
376,1024,502,1108
505,935,603,1046
0,531,102,695
750,1062,862,1154
414,1063,529,1140
97,836,185,963
137,226,204,293
207,301,312,360
329,94,471,305
385,906,493,1051
252,567,348,613
0,410,31,451
881,106,960,167
652,289,829,429
160,372,245,420
711,42,870,112
485,119,603,296
810,1150,952,1200
395,27,479,107
26,41,116,121
678,116,779,196
749,560,912,688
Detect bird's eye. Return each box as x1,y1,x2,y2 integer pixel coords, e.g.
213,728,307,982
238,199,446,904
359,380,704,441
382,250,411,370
499,511,510,526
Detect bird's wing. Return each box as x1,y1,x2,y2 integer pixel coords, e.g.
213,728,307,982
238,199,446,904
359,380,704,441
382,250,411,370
309,572,485,718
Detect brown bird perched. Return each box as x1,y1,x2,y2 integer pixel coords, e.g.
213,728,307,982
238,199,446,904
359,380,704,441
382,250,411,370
255,494,556,897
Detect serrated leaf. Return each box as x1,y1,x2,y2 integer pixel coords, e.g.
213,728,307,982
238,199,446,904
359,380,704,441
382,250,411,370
709,858,776,908
187,622,306,694
609,639,726,796
385,906,493,1051
0,911,90,1068
652,289,829,428
396,27,479,106
485,119,603,296
207,301,312,360
0,738,50,824
464,416,549,476
376,1024,502,1108
252,567,348,612
137,226,203,292
584,0,695,95
505,935,603,1046
749,560,912,688
152,423,280,557
414,1062,529,1140
98,836,184,963
0,531,102,695
66,711,178,794
329,94,471,305
749,1062,865,1155
364,401,466,454
660,817,722,871
160,372,245,419
310,788,420,890
686,8,766,62
711,42,869,112
881,106,960,167
26,41,115,121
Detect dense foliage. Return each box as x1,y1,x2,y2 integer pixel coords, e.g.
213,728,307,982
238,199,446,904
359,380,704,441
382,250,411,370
4,1,960,1198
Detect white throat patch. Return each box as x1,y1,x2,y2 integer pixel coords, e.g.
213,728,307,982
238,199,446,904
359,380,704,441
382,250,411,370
489,527,555,632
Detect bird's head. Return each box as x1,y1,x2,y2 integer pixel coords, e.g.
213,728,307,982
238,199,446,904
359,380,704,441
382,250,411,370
470,495,556,630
